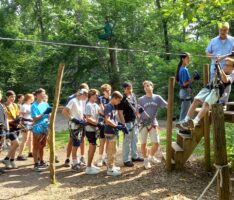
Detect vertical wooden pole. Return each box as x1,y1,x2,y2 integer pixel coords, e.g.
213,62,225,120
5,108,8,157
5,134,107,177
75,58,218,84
203,64,211,171
211,104,231,200
49,63,65,184
166,76,175,171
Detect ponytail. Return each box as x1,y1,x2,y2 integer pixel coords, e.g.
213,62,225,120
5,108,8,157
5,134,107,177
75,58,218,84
175,52,189,82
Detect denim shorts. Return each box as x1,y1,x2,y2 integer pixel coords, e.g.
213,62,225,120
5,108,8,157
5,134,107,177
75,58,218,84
195,88,219,107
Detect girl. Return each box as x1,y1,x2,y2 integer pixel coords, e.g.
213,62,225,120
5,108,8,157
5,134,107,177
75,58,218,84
175,53,193,127
17,94,34,161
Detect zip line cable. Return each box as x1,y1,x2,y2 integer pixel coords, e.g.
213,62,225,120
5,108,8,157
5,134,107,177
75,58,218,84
0,36,209,58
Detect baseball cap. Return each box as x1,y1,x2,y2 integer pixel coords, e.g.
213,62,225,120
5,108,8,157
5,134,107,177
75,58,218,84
78,88,88,95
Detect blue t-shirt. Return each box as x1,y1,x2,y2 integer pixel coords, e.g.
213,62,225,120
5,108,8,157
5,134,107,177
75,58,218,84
31,101,50,134
179,66,191,87
104,103,118,134
98,95,110,106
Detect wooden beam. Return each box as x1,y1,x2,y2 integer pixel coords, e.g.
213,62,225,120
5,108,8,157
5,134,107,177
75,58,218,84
211,104,231,200
49,63,65,184
166,76,175,171
203,64,211,171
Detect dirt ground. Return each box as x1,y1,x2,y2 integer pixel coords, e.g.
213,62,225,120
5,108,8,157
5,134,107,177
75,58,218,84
0,112,233,200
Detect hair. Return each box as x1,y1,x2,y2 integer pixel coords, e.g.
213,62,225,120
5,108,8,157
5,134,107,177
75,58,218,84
34,88,45,96
16,94,24,101
79,83,89,91
123,82,132,88
175,52,190,82
24,93,34,102
143,80,154,87
88,89,99,99
218,22,229,29
101,84,112,92
6,90,16,97
111,91,123,99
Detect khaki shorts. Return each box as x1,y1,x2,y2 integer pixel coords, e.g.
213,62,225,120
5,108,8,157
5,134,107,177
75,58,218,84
139,125,160,144
195,88,219,107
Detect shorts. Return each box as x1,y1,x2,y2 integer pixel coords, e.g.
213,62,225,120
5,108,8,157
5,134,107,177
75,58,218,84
6,132,18,141
139,125,160,144
70,128,82,147
85,131,97,145
33,133,47,148
195,88,219,107
104,133,116,141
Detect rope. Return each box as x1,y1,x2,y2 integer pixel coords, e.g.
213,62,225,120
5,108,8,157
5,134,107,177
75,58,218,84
197,163,231,200
0,36,210,58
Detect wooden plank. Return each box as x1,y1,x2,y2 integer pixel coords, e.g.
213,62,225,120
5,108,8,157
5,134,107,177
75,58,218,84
211,104,231,200
226,102,234,111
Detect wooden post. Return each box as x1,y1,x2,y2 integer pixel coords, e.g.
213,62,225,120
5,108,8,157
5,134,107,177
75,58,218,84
49,63,65,184
203,64,211,171
211,104,231,200
166,77,175,171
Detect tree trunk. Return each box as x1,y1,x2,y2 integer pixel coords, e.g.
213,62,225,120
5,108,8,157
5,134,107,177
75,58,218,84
155,0,170,60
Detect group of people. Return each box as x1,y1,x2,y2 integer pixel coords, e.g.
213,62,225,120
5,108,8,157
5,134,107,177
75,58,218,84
0,22,234,177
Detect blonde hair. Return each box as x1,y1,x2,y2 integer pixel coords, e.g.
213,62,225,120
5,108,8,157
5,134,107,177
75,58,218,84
24,94,34,102
143,80,154,87
218,22,229,29
101,84,112,92
225,57,234,67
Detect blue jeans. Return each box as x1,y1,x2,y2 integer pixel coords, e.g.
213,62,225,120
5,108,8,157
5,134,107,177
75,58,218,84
179,88,192,121
122,121,138,163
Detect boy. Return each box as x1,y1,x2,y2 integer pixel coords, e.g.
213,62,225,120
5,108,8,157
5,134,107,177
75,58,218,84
104,91,126,176
62,88,88,171
31,88,51,171
85,89,103,174
178,57,234,130
138,81,167,169
96,84,112,167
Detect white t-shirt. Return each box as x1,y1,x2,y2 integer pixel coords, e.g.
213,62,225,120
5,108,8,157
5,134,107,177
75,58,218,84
66,98,84,129
85,102,100,132
20,103,33,125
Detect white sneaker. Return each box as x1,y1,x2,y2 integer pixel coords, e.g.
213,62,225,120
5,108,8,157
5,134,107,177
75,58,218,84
144,158,152,169
91,164,100,170
10,161,18,169
85,166,100,175
96,159,103,167
113,165,120,171
149,157,161,164
107,167,121,176
1,159,11,168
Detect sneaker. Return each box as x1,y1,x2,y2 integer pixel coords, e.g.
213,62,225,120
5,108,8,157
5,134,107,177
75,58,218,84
96,159,103,167
144,158,152,169
33,164,42,172
180,119,195,130
71,163,81,171
85,166,100,175
107,167,121,176
28,152,33,158
1,159,11,169
132,157,144,162
64,158,70,167
80,157,86,166
124,161,134,167
17,155,27,161
55,156,60,163
10,161,18,169
39,160,48,169
113,165,121,171
149,157,161,164
91,164,100,170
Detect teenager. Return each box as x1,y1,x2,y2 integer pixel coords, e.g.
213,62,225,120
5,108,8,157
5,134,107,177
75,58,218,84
118,82,143,167
177,57,234,130
0,90,7,174
31,88,51,171
62,89,88,171
17,94,34,161
138,81,167,169
1,90,21,169
64,83,89,167
16,94,24,109
104,91,126,176
96,84,111,167
85,89,103,174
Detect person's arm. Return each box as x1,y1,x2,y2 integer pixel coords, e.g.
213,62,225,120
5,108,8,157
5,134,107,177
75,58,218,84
62,107,72,119
118,110,125,124
105,115,117,127
217,65,229,83
86,115,98,125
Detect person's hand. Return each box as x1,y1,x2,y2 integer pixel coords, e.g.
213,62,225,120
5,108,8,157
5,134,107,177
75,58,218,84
43,107,52,115
138,107,144,114
71,118,86,126
122,125,129,135
97,122,104,129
